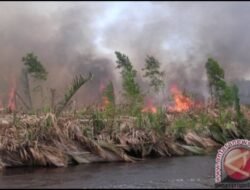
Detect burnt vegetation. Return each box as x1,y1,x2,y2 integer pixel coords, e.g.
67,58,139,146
0,51,250,170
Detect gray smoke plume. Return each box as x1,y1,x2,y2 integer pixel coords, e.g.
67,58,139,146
0,2,250,108
101,2,250,103
0,2,114,107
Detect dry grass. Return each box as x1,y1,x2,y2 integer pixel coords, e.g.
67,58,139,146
0,105,249,169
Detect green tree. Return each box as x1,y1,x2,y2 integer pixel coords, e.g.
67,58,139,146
231,84,250,138
205,58,234,107
21,53,48,110
115,51,143,115
206,60,249,136
142,56,165,92
220,84,235,107
232,84,241,117
205,58,225,103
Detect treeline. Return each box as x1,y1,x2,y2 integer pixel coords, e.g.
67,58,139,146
15,51,243,118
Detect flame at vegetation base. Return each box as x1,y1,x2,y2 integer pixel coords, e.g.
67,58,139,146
100,96,110,110
167,84,194,112
141,99,157,114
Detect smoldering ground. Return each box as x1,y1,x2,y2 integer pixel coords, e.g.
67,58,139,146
0,2,250,108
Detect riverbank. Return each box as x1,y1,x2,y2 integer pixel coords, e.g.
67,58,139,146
0,106,249,169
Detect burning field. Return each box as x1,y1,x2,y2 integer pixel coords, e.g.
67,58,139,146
0,51,250,170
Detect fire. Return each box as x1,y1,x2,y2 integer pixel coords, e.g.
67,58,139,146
99,82,110,110
8,79,16,112
167,85,194,112
141,99,157,114
100,96,110,110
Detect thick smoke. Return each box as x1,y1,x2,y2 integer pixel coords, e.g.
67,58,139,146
0,2,250,108
0,2,114,107
99,2,250,103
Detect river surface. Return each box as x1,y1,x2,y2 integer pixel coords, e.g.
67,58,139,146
0,155,216,189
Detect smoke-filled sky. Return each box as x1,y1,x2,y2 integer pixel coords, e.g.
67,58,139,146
1,1,250,107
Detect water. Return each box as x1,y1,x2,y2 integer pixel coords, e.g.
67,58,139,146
0,155,215,189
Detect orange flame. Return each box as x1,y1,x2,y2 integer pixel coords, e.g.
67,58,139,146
167,85,193,112
100,96,110,110
99,81,110,111
142,99,157,114
8,79,16,112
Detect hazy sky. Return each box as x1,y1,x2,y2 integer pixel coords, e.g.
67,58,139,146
12,1,187,55
1,1,250,106
2,1,250,68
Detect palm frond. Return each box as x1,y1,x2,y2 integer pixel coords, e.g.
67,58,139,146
55,73,93,117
